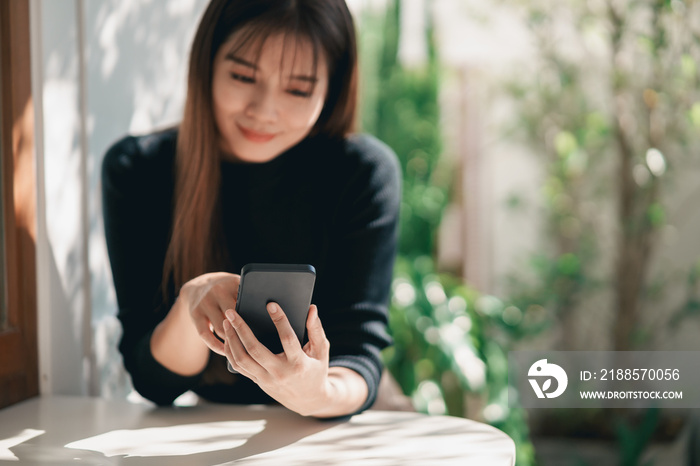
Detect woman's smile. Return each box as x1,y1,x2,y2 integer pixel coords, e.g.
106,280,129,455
236,123,277,143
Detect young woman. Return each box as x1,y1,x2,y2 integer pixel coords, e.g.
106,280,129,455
102,0,401,418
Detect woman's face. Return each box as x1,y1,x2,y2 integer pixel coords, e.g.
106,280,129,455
211,31,329,163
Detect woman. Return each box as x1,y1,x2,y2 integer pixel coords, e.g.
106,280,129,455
102,0,400,418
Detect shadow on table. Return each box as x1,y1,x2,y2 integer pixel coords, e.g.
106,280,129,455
221,411,516,465
3,402,515,465
5,404,341,465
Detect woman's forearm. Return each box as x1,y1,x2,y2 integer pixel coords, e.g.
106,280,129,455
150,295,210,376
311,366,369,418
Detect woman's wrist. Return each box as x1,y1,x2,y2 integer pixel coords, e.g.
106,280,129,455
309,367,368,418
151,293,210,376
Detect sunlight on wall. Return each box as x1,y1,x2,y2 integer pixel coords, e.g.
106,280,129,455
37,0,93,396
42,78,83,328
85,0,210,398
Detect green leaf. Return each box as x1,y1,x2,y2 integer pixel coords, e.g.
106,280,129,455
555,131,578,158
681,54,697,80
557,253,581,276
637,36,655,55
647,203,665,227
690,102,700,128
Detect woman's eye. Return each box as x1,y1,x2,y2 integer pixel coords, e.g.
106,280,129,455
230,73,254,84
287,89,312,98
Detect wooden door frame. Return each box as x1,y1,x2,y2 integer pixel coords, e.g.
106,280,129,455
0,0,39,409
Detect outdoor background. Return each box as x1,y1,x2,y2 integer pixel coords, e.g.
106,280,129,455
32,0,700,465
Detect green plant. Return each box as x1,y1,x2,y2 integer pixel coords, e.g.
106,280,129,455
358,2,537,464
497,0,700,463
503,0,700,352
386,256,537,466
616,407,660,466
670,258,700,326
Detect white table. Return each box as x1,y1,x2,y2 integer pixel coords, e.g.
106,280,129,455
0,396,515,465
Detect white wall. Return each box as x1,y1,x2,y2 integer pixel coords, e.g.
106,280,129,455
433,0,542,293
33,0,91,397
32,0,209,397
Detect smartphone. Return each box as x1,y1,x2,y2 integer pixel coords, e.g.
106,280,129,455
227,263,316,373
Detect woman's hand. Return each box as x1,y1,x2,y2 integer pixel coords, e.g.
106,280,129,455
151,271,239,376
181,272,240,356
223,303,365,417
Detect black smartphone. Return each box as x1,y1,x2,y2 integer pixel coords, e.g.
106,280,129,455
227,263,316,373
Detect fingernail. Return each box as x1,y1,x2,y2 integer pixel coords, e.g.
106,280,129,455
268,302,277,314
225,309,236,321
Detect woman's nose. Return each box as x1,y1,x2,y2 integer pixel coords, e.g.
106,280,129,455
245,86,278,123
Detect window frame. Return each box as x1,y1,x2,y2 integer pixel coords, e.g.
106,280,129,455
0,0,39,410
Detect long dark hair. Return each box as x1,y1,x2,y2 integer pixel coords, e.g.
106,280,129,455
162,0,359,295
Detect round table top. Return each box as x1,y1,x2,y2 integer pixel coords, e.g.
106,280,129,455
0,396,515,465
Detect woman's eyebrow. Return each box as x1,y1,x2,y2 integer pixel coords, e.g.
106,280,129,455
225,53,256,69
225,52,317,83
289,74,317,83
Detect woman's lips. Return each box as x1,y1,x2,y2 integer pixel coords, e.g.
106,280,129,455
237,124,276,143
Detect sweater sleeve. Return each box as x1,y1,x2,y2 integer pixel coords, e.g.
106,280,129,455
319,134,402,413
101,133,204,405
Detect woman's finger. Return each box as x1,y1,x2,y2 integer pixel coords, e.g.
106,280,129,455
305,305,330,360
210,296,236,339
192,310,225,355
266,302,304,362
225,309,276,371
223,324,240,371
223,317,262,382
202,281,237,338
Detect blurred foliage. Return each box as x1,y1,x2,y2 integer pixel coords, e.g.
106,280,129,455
359,0,700,463
359,0,448,259
501,0,700,352
358,1,536,465
497,0,700,462
670,258,700,326
385,256,537,465
616,407,660,466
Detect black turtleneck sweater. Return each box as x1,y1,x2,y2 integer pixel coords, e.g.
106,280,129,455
101,127,401,413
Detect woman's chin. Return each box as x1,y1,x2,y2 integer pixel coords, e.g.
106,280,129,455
221,147,279,164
